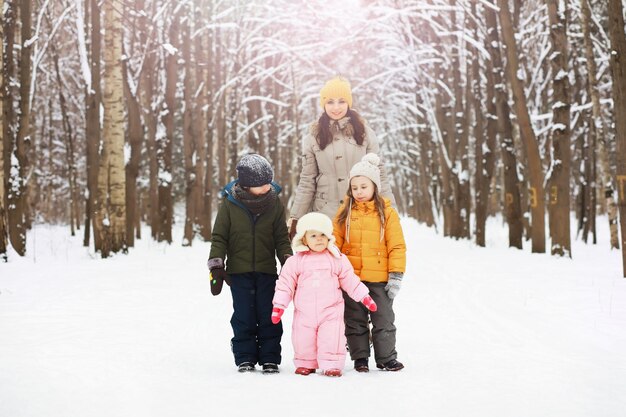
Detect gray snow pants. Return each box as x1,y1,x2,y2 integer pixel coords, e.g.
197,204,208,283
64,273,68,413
343,282,397,365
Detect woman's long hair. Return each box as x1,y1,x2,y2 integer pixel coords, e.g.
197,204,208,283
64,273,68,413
316,108,366,150
335,182,387,232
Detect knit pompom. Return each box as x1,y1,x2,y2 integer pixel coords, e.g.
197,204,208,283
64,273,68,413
361,153,380,166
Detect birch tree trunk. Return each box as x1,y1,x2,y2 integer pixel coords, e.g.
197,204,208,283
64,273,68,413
546,0,572,257
582,0,619,249
498,0,546,253
607,0,626,277
0,0,7,261
95,0,127,257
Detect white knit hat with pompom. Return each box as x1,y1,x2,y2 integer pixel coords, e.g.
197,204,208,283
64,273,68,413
349,153,382,190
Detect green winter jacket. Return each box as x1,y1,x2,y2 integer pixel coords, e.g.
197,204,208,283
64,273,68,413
209,180,292,275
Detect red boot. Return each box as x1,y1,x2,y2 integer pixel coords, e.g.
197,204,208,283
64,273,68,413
323,369,342,377
295,367,316,376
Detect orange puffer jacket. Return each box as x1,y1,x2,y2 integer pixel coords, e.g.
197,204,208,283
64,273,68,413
333,198,406,283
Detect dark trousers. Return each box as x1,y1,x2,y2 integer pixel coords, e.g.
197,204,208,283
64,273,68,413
229,272,283,366
343,282,397,364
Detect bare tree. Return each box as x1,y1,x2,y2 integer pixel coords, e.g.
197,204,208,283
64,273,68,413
546,0,572,256
607,0,626,277
498,0,546,253
486,2,523,248
0,0,7,261
157,7,178,244
581,0,619,249
95,0,127,257
84,0,102,249
7,0,34,256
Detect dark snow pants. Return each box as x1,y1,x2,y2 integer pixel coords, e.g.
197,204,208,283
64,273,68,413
343,282,397,365
229,272,283,366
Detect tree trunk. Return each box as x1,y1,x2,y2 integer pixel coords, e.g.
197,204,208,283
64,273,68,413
582,0,619,249
158,11,178,243
486,4,523,249
498,0,546,253
182,8,195,246
135,0,159,240
473,1,493,247
193,0,209,241
417,128,435,227
123,58,142,248
51,43,80,236
8,0,33,256
0,0,7,261
96,0,127,257
546,0,572,257
84,0,101,249
607,0,626,276
452,0,470,239
201,2,215,242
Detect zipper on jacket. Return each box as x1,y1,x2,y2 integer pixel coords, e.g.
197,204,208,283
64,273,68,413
251,214,258,271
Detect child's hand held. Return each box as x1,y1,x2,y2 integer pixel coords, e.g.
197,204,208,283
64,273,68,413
361,295,377,312
271,307,284,324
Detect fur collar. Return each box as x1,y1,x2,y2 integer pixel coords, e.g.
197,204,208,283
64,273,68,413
310,116,355,138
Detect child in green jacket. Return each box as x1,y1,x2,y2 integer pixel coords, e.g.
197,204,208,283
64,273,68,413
208,154,292,374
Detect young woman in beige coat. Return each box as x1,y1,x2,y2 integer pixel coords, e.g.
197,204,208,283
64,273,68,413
288,76,395,238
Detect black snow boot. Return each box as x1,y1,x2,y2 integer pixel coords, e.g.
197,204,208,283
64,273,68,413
238,362,256,372
262,363,279,374
376,359,404,372
354,358,369,373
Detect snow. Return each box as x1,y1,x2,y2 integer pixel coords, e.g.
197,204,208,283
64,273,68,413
161,43,178,56
1,217,625,417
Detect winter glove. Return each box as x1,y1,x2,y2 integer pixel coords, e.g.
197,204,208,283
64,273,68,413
271,307,284,324
361,295,378,312
287,218,298,241
208,258,229,296
384,272,403,299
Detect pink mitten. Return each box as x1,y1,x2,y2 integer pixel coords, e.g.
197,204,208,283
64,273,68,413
361,295,377,312
271,307,284,324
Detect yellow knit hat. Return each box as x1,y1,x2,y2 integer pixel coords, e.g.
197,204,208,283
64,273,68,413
319,76,353,110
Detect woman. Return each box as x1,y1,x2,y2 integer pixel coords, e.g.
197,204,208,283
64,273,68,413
288,76,395,238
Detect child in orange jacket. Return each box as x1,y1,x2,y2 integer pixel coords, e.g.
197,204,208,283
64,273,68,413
333,153,407,372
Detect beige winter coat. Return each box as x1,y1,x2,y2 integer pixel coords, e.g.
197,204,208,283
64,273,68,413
289,117,396,220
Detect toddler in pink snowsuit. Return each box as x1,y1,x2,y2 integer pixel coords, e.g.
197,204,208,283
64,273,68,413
271,212,377,377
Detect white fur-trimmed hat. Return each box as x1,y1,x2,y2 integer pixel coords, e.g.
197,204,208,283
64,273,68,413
292,212,340,258
350,153,382,190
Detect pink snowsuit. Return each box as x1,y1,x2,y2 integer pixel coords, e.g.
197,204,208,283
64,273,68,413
273,249,370,371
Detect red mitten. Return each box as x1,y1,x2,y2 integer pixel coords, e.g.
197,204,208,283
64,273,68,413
271,307,284,324
361,295,377,312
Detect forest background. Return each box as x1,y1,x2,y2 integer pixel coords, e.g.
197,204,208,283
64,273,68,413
1,0,626,276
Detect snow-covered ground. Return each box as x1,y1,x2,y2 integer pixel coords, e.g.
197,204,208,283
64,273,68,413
1,217,625,417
